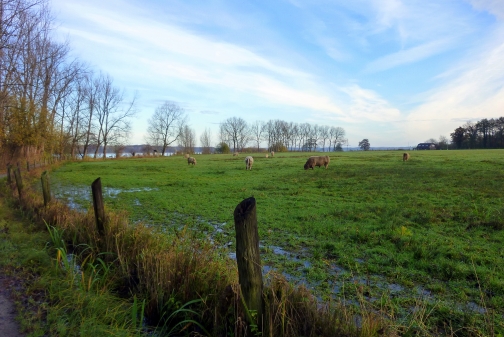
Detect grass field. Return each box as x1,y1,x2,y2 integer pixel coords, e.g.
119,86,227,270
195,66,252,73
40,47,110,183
51,150,504,333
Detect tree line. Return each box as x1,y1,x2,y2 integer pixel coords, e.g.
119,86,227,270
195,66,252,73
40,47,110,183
450,118,504,149
144,111,347,155
216,117,346,153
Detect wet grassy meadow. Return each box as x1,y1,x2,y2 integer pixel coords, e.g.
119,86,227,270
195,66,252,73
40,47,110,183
50,150,504,331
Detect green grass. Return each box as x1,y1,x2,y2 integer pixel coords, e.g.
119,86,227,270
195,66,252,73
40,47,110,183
50,150,504,333
0,196,143,336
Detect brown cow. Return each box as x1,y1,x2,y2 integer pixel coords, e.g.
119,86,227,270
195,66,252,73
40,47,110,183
187,157,197,165
403,153,410,162
304,156,330,170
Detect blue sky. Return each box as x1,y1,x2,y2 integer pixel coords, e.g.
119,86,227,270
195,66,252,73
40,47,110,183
51,0,504,147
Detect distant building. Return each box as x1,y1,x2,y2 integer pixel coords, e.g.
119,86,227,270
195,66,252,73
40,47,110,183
416,143,437,150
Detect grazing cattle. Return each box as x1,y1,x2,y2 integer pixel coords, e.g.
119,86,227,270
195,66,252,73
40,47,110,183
245,156,254,170
271,151,275,157
304,156,330,170
233,152,239,156
184,153,190,159
403,153,410,162
265,154,269,158
187,157,197,165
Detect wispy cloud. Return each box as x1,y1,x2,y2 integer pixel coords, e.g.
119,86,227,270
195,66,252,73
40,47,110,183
200,110,220,115
56,1,349,115
466,0,504,20
340,84,401,122
406,25,504,138
364,37,455,73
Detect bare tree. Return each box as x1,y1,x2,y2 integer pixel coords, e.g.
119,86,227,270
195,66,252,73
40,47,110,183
263,120,274,150
200,127,212,154
81,74,98,158
59,74,87,158
250,120,265,151
290,123,300,151
300,123,312,151
310,124,320,151
438,135,450,150
319,125,330,152
329,127,346,151
92,73,137,158
146,101,186,156
178,124,196,154
220,116,249,152
218,123,229,146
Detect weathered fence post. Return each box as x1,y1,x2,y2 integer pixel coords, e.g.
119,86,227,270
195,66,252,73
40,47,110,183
234,197,264,331
41,171,51,206
26,160,29,172
6,164,12,184
13,167,23,199
91,177,106,237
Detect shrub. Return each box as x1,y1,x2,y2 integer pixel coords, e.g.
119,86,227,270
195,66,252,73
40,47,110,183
215,142,230,154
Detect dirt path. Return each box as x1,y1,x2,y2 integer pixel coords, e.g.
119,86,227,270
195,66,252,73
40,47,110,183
0,275,24,337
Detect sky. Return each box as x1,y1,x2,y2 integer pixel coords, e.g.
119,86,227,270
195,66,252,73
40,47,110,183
50,0,504,148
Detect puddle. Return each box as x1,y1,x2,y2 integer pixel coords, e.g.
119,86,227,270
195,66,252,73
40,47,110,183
464,301,487,314
52,183,158,211
104,187,158,198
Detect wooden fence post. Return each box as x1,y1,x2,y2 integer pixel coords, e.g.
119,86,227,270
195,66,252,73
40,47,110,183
91,177,105,237
26,161,29,172
234,197,264,330
6,164,12,184
41,171,51,206
13,167,23,199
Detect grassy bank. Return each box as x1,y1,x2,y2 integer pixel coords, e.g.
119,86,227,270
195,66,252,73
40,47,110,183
49,150,504,335
0,190,143,336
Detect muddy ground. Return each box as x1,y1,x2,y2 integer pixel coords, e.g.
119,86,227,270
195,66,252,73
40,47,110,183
0,274,24,337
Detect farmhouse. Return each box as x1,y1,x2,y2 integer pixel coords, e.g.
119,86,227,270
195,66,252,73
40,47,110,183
416,143,436,150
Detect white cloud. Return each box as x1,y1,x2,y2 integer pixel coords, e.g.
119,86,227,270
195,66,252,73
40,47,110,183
466,0,504,20
406,26,504,140
200,110,220,115
364,37,455,73
340,84,401,122
372,0,406,31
